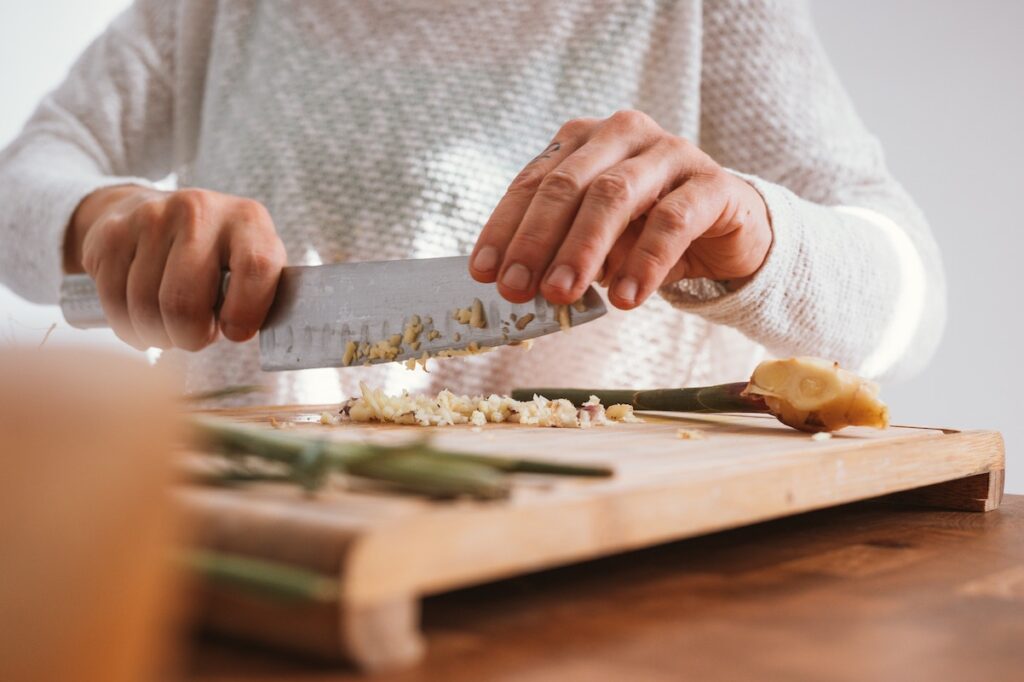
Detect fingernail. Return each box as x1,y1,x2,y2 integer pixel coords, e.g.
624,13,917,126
472,245,499,272
545,264,576,291
612,276,638,303
501,263,532,291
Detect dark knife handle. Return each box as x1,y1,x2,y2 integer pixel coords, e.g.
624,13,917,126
60,272,231,330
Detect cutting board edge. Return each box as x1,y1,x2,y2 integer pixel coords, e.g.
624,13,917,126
340,428,1005,605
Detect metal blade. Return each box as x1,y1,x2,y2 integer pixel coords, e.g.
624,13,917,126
258,256,607,371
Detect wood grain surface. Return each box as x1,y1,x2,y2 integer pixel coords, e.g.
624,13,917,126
186,495,1024,682
184,405,1005,670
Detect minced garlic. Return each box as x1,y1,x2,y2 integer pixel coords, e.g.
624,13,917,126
605,403,642,423
338,383,642,429
554,304,571,332
402,315,423,345
514,313,535,331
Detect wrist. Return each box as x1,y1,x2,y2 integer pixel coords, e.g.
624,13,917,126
63,184,158,273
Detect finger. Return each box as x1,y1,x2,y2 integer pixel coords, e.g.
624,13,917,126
539,138,683,303
93,256,144,350
218,202,286,342
609,172,728,309
496,113,660,303
599,217,644,288
469,119,595,283
126,202,174,348
159,234,220,351
81,213,144,349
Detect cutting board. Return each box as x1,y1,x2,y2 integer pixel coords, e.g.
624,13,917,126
183,405,1005,672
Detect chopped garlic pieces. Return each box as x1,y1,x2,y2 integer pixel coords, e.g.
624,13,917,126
605,403,642,423
514,313,535,331
554,304,571,332
338,383,643,429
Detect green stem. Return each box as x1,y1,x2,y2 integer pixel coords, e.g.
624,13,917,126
188,417,610,499
347,450,509,499
633,383,767,413
429,452,612,477
181,549,338,603
510,388,638,405
184,384,265,402
511,382,768,414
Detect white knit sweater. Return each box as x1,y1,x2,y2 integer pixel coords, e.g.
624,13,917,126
0,0,945,405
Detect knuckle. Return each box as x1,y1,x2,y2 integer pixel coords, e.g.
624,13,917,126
631,242,667,272
170,188,208,208
650,200,694,233
167,188,209,224
507,229,551,257
131,199,165,227
537,169,583,202
507,168,545,194
233,198,272,225
235,249,280,281
80,244,110,277
560,237,605,270
609,109,652,131
588,172,633,207
662,135,692,156
557,118,587,138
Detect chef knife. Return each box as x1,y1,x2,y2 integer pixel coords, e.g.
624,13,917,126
60,256,607,371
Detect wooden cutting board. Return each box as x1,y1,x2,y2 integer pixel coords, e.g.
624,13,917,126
183,405,1005,672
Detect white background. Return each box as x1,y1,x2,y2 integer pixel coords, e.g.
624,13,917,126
2,1,1021,491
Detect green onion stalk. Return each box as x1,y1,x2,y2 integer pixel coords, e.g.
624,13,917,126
188,416,611,500
510,382,767,414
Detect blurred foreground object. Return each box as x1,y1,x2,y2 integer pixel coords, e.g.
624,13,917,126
0,349,182,682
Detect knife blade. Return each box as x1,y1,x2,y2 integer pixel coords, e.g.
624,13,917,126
60,256,608,371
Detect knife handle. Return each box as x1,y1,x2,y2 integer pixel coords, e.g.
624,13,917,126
60,272,231,330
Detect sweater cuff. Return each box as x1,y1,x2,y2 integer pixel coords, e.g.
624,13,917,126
28,174,156,304
657,172,807,327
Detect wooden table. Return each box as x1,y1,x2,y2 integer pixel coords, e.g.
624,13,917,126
186,495,1024,682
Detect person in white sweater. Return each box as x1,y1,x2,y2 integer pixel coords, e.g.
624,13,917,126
0,1,944,405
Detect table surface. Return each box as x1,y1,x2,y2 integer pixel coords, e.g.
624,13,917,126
185,495,1024,682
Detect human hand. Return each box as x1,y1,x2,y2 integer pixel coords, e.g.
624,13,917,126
469,110,772,309
64,186,286,350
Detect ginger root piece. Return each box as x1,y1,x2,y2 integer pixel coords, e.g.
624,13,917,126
742,357,889,432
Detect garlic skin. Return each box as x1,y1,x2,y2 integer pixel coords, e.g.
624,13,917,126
742,357,889,432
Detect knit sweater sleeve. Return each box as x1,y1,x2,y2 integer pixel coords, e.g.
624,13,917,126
659,0,946,381
0,0,176,304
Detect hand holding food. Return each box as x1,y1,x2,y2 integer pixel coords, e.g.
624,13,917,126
64,186,286,351
469,110,773,309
